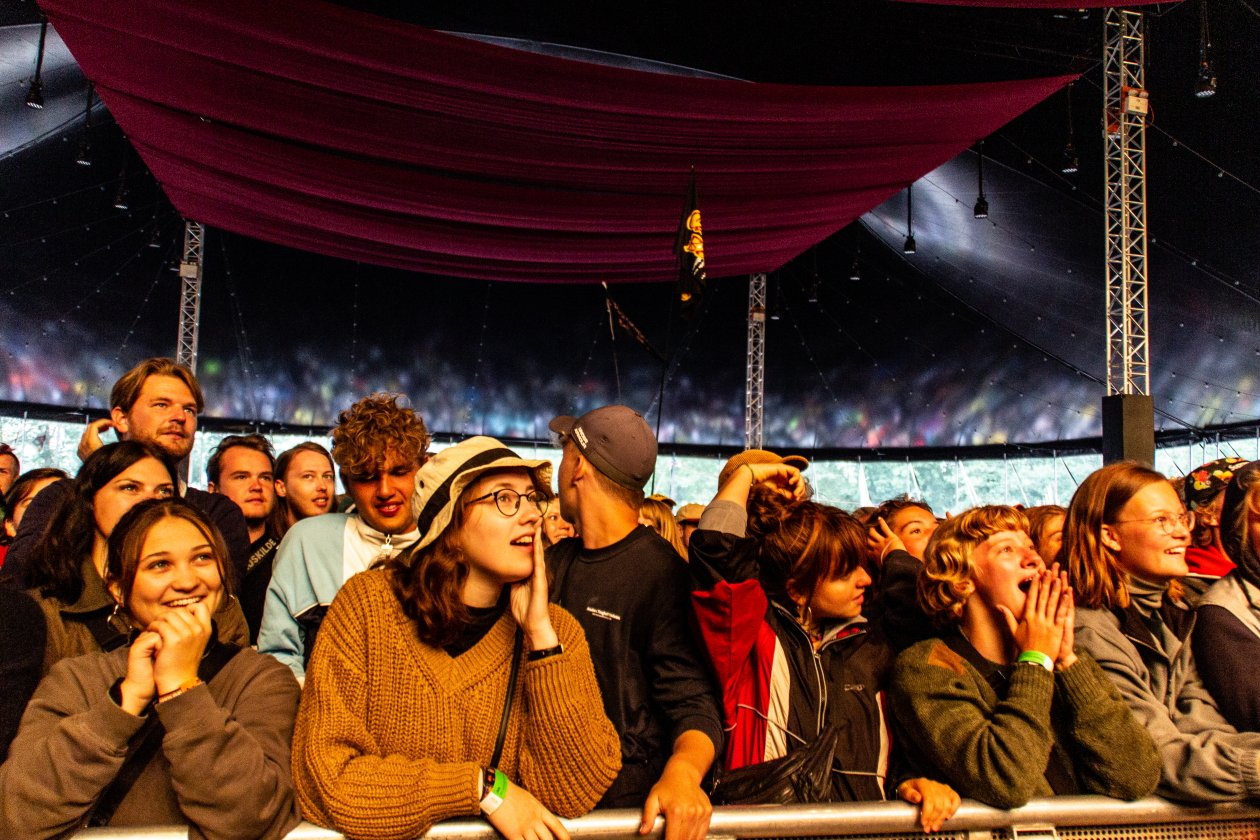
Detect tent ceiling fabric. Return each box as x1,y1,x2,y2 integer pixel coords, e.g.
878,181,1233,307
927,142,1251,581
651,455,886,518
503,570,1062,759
41,0,1073,284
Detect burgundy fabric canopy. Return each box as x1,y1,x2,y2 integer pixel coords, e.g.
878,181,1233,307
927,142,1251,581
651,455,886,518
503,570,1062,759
897,1,1160,6
42,0,1075,284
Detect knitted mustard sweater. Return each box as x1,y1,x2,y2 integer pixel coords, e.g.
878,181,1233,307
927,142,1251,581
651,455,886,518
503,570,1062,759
293,570,621,840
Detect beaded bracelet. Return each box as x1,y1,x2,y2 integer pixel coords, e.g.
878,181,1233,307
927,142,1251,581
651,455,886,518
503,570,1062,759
157,678,203,703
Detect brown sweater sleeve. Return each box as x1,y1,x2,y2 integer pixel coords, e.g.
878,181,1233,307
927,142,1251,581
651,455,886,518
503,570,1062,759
292,579,481,840
516,605,622,816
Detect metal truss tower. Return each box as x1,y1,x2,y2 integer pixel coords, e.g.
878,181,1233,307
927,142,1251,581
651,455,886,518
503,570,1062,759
745,273,766,449
1103,9,1150,396
176,220,204,373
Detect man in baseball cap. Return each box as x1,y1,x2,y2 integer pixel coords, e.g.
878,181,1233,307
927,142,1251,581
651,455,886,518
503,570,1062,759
547,406,723,840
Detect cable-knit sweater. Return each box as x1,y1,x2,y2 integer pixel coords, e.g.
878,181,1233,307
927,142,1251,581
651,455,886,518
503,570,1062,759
292,569,622,840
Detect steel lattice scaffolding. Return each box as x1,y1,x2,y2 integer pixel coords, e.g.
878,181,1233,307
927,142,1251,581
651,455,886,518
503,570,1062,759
1103,8,1149,396
745,273,766,449
176,220,204,373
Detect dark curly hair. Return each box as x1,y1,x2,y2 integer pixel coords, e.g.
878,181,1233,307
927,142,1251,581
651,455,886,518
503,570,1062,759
331,393,429,483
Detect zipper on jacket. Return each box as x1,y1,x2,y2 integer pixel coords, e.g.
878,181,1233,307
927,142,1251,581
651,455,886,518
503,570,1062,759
773,600,828,736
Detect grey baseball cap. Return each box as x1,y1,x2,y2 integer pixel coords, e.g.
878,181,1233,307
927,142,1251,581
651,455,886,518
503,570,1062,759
549,405,657,490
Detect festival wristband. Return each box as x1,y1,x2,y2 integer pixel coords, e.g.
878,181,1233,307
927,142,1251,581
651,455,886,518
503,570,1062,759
1016,650,1054,672
480,768,508,816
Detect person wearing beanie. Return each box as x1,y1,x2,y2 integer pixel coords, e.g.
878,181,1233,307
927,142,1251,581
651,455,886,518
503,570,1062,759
293,436,620,840
547,406,724,840
1193,460,1260,731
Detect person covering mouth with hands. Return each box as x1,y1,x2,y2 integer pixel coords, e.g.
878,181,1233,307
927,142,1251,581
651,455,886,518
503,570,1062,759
890,505,1160,809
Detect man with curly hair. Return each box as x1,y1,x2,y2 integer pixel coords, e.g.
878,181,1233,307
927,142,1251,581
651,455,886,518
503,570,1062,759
260,394,430,681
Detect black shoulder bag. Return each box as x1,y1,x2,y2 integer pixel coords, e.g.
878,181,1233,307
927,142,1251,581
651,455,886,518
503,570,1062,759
82,640,242,827
709,721,842,806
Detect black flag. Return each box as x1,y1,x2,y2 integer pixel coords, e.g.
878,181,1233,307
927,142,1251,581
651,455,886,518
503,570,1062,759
674,174,706,319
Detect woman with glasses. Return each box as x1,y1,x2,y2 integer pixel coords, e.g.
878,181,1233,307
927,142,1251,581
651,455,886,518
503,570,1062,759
294,436,620,840
1062,461,1260,803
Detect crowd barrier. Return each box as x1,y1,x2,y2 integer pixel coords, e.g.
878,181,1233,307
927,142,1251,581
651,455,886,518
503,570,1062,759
70,797,1260,840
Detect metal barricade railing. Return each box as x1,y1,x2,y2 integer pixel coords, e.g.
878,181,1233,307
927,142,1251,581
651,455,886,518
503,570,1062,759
68,797,1260,840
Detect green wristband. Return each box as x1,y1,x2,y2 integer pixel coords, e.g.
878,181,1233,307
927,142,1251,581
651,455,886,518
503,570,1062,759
1017,650,1054,671
480,768,508,816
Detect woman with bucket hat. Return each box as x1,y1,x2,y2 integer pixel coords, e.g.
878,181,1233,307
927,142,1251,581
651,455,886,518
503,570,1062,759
293,436,621,840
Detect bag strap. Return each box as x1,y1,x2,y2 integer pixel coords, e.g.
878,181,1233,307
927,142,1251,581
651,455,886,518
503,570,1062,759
86,640,242,827
80,610,129,653
490,629,523,769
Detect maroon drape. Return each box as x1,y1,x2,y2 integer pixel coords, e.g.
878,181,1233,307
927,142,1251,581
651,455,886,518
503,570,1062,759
894,1,1162,6
41,0,1075,284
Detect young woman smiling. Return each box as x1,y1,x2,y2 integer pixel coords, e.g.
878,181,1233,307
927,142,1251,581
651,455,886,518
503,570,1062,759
891,506,1159,809
22,442,248,674
293,436,620,840
1064,461,1260,802
689,453,959,832
0,498,300,838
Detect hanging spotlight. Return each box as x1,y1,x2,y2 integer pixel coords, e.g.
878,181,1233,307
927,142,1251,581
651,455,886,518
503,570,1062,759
113,183,130,211
1060,83,1079,174
1195,0,1217,99
902,184,916,254
973,140,989,219
75,84,94,166
147,227,163,248
849,252,861,282
1061,143,1079,175
25,18,48,109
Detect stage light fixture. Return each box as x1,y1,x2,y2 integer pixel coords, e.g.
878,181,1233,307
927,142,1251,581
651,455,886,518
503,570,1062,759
849,254,861,282
903,184,916,255
1196,0,1217,99
1061,143,1079,175
75,84,95,165
973,141,988,219
25,18,48,109
113,182,130,211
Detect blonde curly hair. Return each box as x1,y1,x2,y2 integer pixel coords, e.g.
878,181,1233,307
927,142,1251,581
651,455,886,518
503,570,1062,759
918,505,1029,626
331,394,430,481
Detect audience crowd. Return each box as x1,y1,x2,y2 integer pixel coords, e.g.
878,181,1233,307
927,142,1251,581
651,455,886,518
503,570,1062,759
3,356,1260,839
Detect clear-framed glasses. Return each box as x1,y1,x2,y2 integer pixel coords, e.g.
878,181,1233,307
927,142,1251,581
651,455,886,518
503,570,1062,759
1111,511,1195,535
467,488,551,517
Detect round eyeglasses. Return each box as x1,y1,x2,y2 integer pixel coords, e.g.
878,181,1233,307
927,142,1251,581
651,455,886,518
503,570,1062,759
1111,510,1195,536
467,488,551,517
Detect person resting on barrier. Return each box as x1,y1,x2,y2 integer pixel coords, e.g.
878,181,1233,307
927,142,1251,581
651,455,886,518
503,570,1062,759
0,498,301,839
1194,460,1260,732
1063,462,1260,803
292,436,621,840
890,505,1161,810
18,442,249,676
688,450,961,832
